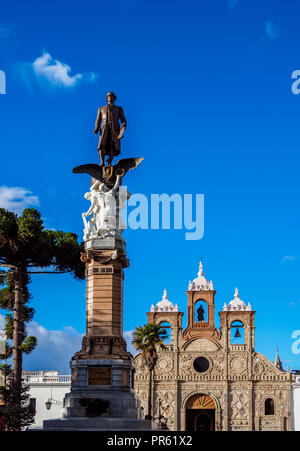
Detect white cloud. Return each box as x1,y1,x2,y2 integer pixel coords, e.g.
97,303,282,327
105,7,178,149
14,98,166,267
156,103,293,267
124,330,138,356
281,256,295,263
24,321,84,374
265,21,279,40
32,52,98,88
0,313,138,373
0,186,39,215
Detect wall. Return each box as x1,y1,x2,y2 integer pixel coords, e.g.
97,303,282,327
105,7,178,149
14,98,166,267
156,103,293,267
292,375,300,431
23,371,71,430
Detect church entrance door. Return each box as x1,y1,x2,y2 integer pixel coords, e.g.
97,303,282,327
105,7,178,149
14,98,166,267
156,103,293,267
185,394,216,431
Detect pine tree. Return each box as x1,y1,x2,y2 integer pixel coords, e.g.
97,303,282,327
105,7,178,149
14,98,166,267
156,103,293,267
0,364,34,431
0,207,85,429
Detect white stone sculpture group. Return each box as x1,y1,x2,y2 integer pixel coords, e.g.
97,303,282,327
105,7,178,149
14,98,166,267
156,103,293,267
82,175,129,241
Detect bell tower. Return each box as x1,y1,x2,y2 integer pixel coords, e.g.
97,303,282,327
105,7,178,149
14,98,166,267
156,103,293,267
219,288,255,351
182,262,220,345
147,289,183,350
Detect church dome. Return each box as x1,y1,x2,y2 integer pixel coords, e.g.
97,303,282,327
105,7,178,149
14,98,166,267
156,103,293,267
223,288,252,311
188,262,214,291
150,289,179,312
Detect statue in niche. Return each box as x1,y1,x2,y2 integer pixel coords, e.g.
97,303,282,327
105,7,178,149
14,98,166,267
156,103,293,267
197,305,205,322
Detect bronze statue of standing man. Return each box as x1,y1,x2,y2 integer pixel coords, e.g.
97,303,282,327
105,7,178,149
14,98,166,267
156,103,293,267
93,92,127,167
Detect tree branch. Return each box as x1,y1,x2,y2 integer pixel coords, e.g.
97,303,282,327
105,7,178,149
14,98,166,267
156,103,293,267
27,270,73,275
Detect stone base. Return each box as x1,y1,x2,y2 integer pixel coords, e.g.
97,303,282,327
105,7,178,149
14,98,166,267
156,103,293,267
73,336,131,361
43,416,151,431
84,237,125,251
43,358,150,431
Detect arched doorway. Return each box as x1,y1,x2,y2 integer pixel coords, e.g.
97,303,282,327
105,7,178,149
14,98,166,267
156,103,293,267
185,394,215,431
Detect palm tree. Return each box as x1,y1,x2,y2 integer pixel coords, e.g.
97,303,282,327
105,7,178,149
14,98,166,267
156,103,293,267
132,323,168,420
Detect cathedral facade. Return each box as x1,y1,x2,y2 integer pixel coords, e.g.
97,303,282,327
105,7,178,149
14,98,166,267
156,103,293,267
134,263,293,431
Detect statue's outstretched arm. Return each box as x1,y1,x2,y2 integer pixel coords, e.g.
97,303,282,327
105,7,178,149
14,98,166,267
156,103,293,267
84,197,97,217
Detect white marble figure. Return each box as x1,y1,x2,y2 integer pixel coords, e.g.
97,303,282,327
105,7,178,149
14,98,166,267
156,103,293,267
82,175,129,241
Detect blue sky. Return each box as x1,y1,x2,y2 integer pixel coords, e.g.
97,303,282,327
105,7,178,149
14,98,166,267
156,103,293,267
1,0,300,373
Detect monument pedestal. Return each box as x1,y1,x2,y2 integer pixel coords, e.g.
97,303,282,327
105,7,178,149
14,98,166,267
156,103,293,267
44,239,150,431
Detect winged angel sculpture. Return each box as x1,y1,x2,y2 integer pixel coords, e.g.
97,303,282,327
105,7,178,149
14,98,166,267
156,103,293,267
73,93,143,241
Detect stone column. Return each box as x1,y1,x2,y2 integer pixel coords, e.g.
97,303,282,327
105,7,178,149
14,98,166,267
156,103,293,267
79,239,130,360
43,238,150,431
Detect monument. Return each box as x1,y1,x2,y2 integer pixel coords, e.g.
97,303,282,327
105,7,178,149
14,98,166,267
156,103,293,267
43,93,149,430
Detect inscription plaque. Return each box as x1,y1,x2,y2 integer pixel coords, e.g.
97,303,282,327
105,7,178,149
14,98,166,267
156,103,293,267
88,367,111,385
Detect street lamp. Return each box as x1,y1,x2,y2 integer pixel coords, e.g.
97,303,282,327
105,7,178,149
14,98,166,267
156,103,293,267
45,399,52,410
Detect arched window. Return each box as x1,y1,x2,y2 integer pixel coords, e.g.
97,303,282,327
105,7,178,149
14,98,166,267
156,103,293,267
265,398,275,416
230,320,245,344
194,300,207,323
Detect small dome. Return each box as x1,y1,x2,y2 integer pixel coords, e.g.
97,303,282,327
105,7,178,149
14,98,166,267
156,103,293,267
152,289,177,312
226,288,252,311
188,262,214,291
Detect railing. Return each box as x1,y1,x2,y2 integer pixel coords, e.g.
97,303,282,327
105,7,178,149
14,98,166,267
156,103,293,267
22,371,71,384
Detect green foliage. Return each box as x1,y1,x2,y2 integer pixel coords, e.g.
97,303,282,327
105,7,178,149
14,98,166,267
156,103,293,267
0,207,85,275
0,207,85,399
20,336,37,355
0,209,18,262
23,306,35,322
0,286,14,310
4,314,13,339
0,363,11,379
0,365,34,431
45,230,85,279
132,323,168,371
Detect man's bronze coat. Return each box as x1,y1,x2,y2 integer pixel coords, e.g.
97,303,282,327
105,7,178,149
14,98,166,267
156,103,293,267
94,104,127,157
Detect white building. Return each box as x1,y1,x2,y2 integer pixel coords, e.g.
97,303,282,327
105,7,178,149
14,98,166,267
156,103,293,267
23,371,71,430
292,372,300,431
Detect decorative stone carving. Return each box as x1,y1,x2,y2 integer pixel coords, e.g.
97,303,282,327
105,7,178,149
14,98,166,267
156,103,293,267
253,361,265,377
260,418,282,431
184,339,218,352
155,390,175,428
229,355,247,376
210,354,225,377
230,390,249,420
134,261,293,431
82,176,129,241
154,353,174,377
